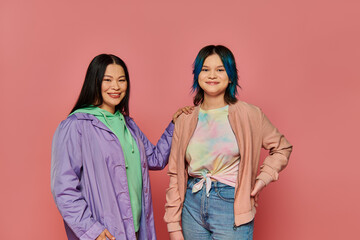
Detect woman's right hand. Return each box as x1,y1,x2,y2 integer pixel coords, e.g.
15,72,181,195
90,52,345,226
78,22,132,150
172,106,194,123
169,230,184,240
96,229,115,240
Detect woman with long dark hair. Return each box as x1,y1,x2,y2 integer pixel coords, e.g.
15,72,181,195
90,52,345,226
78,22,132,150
51,54,192,240
164,45,293,240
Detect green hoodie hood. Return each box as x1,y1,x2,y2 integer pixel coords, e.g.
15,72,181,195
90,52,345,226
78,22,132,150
72,106,123,125
72,105,134,157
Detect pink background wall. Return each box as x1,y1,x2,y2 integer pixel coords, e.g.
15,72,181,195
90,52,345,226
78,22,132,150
1,0,359,239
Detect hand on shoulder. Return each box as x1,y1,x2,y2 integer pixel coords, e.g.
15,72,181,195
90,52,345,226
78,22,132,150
172,106,194,123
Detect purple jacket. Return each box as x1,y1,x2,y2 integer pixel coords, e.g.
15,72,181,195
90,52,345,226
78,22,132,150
51,113,174,240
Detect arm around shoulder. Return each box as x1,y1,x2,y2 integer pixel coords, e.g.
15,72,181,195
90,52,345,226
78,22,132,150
131,118,175,170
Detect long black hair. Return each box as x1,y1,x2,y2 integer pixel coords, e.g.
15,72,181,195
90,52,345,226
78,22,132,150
70,54,130,115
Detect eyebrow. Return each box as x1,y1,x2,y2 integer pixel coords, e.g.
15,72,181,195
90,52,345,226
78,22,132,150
103,75,126,78
202,65,224,68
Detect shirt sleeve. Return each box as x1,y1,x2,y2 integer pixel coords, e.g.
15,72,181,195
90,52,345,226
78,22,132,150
132,120,175,170
164,120,183,232
256,112,293,185
51,118,105,239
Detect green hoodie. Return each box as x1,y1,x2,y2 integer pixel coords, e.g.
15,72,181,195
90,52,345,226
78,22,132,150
72,106,142,232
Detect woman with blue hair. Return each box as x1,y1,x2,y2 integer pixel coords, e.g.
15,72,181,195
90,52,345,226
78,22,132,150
164,45,293,240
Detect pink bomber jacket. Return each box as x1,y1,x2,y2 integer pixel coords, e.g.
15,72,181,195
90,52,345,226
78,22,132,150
164,100,293,232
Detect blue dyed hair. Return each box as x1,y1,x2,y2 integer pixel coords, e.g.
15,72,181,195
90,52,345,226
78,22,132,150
192,45,240,105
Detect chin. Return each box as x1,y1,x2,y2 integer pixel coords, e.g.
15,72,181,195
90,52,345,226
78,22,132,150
205,90,225,96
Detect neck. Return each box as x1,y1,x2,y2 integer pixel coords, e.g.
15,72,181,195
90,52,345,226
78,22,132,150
201,94,227,110
98,105,115,114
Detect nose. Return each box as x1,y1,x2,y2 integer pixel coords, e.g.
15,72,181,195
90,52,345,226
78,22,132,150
111,81,121,90
208,70,217,79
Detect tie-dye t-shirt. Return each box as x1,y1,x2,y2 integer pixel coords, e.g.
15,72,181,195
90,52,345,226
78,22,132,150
186,105,240,194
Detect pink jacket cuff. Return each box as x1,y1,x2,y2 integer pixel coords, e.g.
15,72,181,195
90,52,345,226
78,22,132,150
167,222,182,232
256,171,273,186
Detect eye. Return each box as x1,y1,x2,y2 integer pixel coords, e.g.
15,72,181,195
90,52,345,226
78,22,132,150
118,79,126,82
201,68,209,72
103,78,111,82
217,68,225,72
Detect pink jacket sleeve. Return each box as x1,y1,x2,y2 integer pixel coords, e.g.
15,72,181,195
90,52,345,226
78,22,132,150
256,112,293,185
164,121,184,232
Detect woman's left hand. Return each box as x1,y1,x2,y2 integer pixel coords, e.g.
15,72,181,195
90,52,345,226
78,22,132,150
250,179,266,207
172,106,194,123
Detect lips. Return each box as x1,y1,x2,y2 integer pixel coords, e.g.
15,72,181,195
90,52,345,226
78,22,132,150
108,93,121,98
205,81,219,85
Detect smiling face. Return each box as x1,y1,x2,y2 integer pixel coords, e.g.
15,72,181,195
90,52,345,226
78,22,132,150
198,54,230,100
99,64,127,113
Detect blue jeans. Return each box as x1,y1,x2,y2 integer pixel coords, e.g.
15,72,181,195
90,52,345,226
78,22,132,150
182,177,254,240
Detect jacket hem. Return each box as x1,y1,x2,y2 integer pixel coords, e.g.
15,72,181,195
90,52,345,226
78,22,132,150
234,207,256,226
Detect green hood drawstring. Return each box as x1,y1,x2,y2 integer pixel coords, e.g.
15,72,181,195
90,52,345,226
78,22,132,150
99,111,135,154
